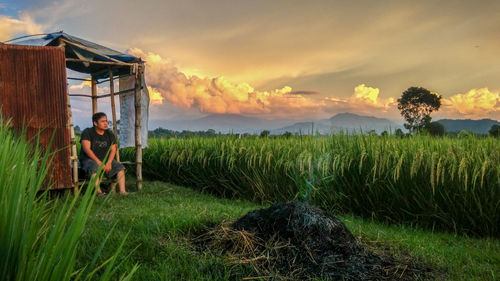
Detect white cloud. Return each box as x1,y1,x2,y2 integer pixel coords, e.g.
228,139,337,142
0,13,43,42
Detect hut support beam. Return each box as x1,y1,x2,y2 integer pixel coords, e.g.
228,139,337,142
69,87,142,98
91,76,97,114
59,39,79,194
134,64,143,190
61,39,128,65
68,98,79,194
66,57,132,67
109,69,120,162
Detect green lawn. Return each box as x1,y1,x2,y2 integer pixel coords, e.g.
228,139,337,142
77,181,500,280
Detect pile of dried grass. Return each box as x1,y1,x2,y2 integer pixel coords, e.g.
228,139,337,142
194,201,431,280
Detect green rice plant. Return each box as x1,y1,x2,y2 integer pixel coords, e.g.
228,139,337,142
121,133,500,237
0,120,137,281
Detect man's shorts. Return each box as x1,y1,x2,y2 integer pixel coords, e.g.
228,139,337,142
80,159,125,178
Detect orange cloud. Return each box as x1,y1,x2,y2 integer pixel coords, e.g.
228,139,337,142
322,84,398,118
350,84,395,109
69,80,92,89
68,80,109,95
442,88,500,119
147,86,164,105
128,48,325,117
0,13,43,42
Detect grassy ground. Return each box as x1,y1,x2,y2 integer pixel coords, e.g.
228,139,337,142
76,180,500,280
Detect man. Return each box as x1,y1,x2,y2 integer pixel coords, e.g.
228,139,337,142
80,112,127,195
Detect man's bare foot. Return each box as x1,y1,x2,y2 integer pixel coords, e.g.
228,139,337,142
97,191,107,196
119,191,129,195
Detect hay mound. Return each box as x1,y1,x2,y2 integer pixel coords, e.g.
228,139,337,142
196,201,429,280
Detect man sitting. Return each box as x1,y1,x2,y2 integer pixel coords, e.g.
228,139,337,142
79,112,127,195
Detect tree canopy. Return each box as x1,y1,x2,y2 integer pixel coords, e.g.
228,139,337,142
489,124,500,137
426,121,445,136
397,87,441,134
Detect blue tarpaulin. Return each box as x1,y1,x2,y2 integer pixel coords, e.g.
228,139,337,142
11,31,140,79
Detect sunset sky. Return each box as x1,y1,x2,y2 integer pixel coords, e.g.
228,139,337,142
1,0,500,126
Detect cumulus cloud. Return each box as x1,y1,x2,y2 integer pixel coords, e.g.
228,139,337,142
128,48,326,118
121,48,413,120
147,86,164,105
69,80,91,90
69,80,109,95
128,48,500,121
323,84,398,118
0,13,43,42
442,88,500,119
350,84,395,109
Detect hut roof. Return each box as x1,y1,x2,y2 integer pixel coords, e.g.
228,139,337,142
11,31,140,79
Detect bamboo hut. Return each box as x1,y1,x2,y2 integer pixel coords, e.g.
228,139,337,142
2,31,148,192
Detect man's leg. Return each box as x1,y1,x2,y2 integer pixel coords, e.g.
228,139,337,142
90,173,104,194
110,160,127,194
83,159,103,195
116,170,127,194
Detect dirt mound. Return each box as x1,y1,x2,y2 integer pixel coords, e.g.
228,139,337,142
195,201,431,280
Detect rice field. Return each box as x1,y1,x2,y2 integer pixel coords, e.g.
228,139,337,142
121,134,500,237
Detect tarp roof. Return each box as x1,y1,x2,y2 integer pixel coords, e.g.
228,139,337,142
10,31,140,79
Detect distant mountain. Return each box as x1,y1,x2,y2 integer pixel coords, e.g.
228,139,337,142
272,113,403,135
151,114,293,133
436,118,500,134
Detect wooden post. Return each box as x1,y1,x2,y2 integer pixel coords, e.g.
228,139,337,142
67,95,79,194
91,76,97,114
134,64,143,190
59,39,80,194
109,69,120,162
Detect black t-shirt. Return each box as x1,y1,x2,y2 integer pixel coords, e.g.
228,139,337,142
79,128,116,161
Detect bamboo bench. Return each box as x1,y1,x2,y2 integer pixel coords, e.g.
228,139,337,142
76,161,134,193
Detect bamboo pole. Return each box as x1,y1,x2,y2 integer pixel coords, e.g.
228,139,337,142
134,64,143,190
69,87,143,98
67,96,79,194
91,76,97,114
67,77,91,82
109,69,120,162
60,39,79,194
66,57,132,67
61,39,131,65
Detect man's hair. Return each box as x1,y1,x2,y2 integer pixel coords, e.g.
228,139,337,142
92,112,107,126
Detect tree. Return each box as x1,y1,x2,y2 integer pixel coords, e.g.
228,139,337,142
74,125,82,136
260,130,270,138
394,128,405,138
426,121,445,136
457,130,471,138
397,87,441,134
489,124,500,137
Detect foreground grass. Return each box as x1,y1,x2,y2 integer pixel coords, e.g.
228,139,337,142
77,181,500,280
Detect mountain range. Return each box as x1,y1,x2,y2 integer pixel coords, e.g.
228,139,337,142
436,118,500,134
151,113,499,135
149,114,292,134
152,113,403,134
271,113,403,134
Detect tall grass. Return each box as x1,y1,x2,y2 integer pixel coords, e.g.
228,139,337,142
121,134,500,237
0,120,137,281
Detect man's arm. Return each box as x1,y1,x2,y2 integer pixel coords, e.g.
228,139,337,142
103,144,117,172
107,144,117,165
82,140,102,166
